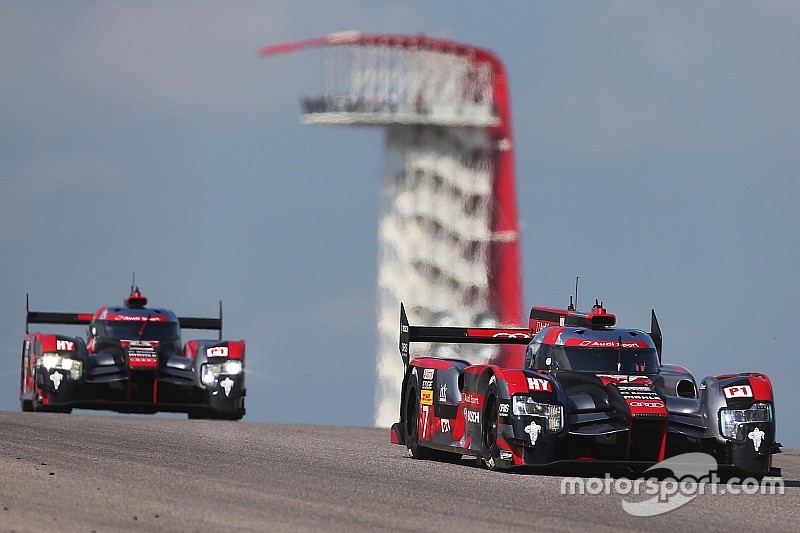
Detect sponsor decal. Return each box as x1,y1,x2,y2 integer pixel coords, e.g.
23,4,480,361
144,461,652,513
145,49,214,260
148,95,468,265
441,419,451,432
748,427,765,451
107,314,170,322
50,371,63,391
463,408,480,424
439,383,447,403
462,392,482,407
498,402,509,416
422,379,433,390
629,401,665,409
569,339,650,349
527,377,551,392
500,450,513,461
420,390,434,406
207,346,229,358
423,368,434,380
401,324,409,333
56,340,74,352
492,332,531,339
220,377,234,397
598,374,651,385
524,420,541,445
723,385,753,399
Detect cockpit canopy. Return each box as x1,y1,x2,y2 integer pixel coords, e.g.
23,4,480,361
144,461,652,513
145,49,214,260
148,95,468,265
525,327,660,374
91,307,180,342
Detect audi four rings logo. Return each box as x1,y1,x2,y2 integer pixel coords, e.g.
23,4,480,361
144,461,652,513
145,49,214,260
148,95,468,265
492,332,531,338
628,401,664,408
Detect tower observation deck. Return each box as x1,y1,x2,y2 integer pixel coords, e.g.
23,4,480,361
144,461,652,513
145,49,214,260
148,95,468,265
259,32,523,427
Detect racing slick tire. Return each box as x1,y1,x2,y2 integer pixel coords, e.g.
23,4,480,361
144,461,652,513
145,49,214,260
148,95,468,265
481,383,501,470
32,396,71,414
404,381,454,462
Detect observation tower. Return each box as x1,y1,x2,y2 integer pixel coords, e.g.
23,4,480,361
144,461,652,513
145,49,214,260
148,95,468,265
259,32,523,426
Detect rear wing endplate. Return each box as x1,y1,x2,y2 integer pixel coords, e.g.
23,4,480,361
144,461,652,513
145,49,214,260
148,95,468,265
399,303,531,369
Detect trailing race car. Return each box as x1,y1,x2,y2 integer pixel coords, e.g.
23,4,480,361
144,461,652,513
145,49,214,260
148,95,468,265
391,301,780,475
20,287,246,419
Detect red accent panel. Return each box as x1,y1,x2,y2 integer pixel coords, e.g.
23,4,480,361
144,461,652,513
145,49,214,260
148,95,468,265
225,341,246,360
184,340,199,359
542,327,564,345
748,376,773,402
503,369,532,396
411,357,459,371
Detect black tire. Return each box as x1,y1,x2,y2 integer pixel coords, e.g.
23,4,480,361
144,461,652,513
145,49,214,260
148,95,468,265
482,382,500,469
404,380,460,462
20,398,34,412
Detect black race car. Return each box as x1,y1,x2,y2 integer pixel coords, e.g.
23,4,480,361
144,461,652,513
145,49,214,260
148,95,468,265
20,287,246,419
391,301,780,475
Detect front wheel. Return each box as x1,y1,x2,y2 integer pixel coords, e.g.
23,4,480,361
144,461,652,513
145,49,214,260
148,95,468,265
482,383,500,469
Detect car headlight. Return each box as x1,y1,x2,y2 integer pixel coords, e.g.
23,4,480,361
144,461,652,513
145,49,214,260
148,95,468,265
201,360,243,386
512,396,563,433
37,353,82,379
719,402,772,440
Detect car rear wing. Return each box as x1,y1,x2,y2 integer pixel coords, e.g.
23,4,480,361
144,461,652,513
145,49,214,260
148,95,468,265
399,303,531,369
26,295,224,340
178,301,224,340
25,295,93,333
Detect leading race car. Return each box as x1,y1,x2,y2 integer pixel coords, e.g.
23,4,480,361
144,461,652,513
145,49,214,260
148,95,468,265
391,301,781,476
20,287,246,419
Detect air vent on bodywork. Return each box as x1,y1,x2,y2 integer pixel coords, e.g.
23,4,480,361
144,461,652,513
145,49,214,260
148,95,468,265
677,379,697,399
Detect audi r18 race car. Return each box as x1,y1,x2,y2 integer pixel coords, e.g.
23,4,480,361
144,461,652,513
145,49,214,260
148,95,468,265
391,301,780,476
20,287,246,419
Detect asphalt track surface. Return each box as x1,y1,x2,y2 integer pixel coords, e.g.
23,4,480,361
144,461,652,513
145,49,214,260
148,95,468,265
0,411,798,532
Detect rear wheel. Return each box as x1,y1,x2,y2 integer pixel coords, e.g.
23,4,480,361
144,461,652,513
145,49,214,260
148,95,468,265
482,383,500,469
404,381,455,461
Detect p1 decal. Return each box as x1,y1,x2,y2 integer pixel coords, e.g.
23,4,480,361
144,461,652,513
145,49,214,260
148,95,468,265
207,346,229,358
527,377,551,392
420,390,434,406
723,385,753,399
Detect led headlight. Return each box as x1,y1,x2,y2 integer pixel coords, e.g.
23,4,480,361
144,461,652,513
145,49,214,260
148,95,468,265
512,396,563,433
37,353,82,379
223,360,242,375
719,402,772,440
201,360,243,386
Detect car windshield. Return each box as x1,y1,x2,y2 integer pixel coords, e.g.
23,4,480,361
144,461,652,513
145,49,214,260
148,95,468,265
97,320,180,342
553,346,659,373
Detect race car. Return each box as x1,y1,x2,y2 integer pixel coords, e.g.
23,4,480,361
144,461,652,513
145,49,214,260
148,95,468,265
20,287,246,419
391,301,780,475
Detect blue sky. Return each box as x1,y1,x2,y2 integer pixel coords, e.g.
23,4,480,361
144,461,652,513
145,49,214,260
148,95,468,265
2,1,799,445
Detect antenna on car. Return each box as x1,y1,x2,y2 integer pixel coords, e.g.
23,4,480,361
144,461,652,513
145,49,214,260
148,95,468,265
574,276,580,310
131,271,136,294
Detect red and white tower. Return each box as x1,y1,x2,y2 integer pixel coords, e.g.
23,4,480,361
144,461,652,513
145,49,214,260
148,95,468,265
260,32,523,426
